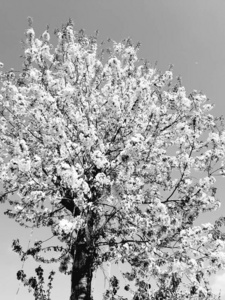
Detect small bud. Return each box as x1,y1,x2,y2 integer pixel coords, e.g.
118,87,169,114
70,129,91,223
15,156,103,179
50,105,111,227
42,30,50,42
27,16,33,27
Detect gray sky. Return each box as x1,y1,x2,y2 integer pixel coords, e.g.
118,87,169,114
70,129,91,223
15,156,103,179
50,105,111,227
1,0,225,299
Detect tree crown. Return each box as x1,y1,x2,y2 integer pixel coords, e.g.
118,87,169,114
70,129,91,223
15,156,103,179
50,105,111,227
1,19,225,299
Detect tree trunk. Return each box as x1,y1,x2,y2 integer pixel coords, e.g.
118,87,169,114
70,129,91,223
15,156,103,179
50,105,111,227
70,210,96,300
70,240,94,300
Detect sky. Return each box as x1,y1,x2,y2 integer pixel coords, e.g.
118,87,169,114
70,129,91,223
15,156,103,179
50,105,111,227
0,0,225,299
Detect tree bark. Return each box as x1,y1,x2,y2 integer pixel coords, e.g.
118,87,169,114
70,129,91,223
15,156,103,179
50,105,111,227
70,240,94,300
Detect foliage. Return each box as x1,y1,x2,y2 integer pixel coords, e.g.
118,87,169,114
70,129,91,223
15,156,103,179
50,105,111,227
1,17,225,299
17,266,55,300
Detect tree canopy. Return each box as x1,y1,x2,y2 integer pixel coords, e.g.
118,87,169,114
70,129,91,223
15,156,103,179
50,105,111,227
1,18,225,300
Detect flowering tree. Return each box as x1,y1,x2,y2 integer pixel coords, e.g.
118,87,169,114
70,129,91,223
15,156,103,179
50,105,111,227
1,18,225,300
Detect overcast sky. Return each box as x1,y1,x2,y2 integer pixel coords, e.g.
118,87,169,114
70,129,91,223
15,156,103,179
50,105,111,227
1,0,225,299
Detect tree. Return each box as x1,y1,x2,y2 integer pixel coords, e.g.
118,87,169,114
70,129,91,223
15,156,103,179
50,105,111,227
0,17,225,300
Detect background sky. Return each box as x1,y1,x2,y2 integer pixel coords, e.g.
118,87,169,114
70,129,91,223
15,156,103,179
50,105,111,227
1,0,225,299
